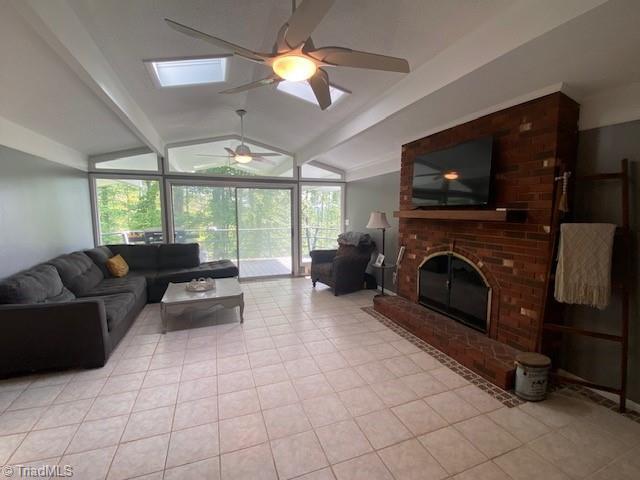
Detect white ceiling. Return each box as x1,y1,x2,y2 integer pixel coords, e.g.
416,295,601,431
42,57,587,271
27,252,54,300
2,0,640,177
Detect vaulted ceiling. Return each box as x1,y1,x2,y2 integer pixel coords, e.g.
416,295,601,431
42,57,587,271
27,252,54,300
2,0,640,178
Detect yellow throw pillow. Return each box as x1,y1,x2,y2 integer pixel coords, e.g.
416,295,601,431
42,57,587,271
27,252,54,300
106,254,129,278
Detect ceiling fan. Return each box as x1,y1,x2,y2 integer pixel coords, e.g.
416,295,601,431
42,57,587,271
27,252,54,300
165,0,410,110
195,109,280,165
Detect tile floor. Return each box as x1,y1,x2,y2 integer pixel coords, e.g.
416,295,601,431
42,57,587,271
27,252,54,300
1,277,639,479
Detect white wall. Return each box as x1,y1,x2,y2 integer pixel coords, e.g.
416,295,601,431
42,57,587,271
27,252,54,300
0,145,94,278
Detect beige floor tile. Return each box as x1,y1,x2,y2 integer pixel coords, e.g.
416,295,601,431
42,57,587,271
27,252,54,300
382,356,423,377
112,355,151,376
60,445,117,480
341,347,377,366
34,398,92,430
587,446,640,480
166,422,219,468
0,433,26,465
371,378,418,407
455,385,504,413
177,376,216,403
399,372,449,397
99,372,145,396
55,379,106,404
142,366,182,388
518,394,595,429
302,394,350,428
219,388,261,419
278,344,310,361
389,339,422,355
257,381,300,410
585,406,640,445
0,407,47,435
408,352,441,371
558,418,630,461
455,415,521,458
430,367,469,389
494,446,570,480
219,412,268,453
294,374,335,400
248,349,283,368
217,354,251,374
67,415,129,454
305,340,337,355
354,361,396,384
7,384,65,411
173,395,218,430
221,443,277,480
333,452,393,480
271,430,328,479
252,364,289,387
122,405,174,442
324,368,366,392
218,369,255,394
425,391,481,423
366,342,402,360
246,336,276,353
295,467,336,480
379,438,448,480
355,409,412,449
315,419,372,463
180,360,216,382
285,357,321,379
419,426,487,475
263,403,312,439
529,431,611,478
314,352,349,372
85,391,137,421
135,383,179,411
107,433,169,480
488,407,550,443
452,461,512,480
391,399,448,436
164,456,220,480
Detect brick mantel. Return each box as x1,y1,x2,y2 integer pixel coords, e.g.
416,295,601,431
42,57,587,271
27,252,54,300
390,92,579,356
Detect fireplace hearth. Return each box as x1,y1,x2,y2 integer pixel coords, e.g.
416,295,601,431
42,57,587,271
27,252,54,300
418,252,490,333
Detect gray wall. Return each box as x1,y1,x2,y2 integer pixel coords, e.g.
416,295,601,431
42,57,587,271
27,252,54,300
0,145,94,278
346,171,400,292
562,119,639,403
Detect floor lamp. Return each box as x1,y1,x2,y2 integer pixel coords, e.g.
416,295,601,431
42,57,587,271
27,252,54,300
366,211,391,294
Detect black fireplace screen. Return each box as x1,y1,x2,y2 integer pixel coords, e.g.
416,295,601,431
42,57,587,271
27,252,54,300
419,253,489,332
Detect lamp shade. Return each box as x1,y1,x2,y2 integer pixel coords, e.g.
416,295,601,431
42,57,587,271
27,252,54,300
366,211,391,229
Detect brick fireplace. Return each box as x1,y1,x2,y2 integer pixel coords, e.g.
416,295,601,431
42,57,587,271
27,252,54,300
374,92,579,388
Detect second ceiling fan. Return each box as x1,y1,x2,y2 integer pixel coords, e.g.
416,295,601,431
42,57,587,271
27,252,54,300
165,0,410,110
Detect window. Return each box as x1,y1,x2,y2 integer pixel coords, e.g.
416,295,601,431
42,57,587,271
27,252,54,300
94,178,164,245
92,152,159,172
300,162,343,180
277,81,348,107
301,185,343,263
167,138,295,178
146,57,228,87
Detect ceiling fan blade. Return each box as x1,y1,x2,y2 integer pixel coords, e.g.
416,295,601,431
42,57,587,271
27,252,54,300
284,0,335,47
251,156,277,165
219,75,281,94
164,18,266,63
309,47,410,73
249,152,281,157
307,68,331,110
195,154,232,158
224,147,237,156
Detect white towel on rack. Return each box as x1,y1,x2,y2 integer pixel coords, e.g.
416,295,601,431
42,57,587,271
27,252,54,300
554,223,616,310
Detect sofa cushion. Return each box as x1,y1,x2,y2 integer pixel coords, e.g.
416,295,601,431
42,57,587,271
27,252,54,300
0,264,76,304
106,254,129,278
80,274,147,302
158,243,200,269
153,260,238,285
84,246,114,277
48,252,104,297
82,292,136,332
108,244,159,270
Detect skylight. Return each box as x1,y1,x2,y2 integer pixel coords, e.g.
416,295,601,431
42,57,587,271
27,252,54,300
277,81,347,107
147,57,228,87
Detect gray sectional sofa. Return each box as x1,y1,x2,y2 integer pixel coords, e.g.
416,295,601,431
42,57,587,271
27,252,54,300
0,243,238,377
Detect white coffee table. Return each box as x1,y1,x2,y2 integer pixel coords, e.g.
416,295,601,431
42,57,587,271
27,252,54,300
160,278,244,333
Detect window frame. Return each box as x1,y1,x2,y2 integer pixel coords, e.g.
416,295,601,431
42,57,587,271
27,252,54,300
143,54,232,89
299,160,345,181
89,147,162,175
89,173,168,247
164,135,298,181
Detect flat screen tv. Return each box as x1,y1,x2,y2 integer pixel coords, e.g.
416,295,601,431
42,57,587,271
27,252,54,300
412,136,493,207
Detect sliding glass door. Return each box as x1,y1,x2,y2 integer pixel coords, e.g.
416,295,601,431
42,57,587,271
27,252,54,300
170,182,293,278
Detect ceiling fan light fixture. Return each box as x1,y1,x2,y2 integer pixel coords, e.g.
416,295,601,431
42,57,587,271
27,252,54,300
272,55,317,82
444,171,459,180
235,154,253,164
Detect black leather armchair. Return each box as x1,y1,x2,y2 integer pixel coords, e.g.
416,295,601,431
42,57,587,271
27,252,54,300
310,241,376,296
